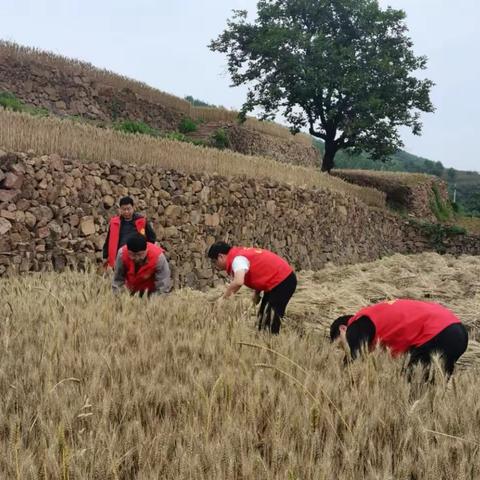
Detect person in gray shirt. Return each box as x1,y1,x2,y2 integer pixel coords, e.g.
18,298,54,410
112,235,171,297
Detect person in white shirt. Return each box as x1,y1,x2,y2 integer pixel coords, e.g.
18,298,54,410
208,241,297,334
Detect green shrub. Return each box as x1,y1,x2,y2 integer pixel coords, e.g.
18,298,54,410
165,131,188,142
451,202,464,215
447,225,468,235
108,98,123,121
211,128,230,149
1,91,25,112
184,95,216,108
113,120,159,136
163,131,207,147
178,117,198,134
430,184,453,222
0,91,24,111
25,106,50,117
191,139,207,147
0,91,50,117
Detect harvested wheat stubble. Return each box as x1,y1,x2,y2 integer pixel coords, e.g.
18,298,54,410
208,252,480,366
1,252,479,479
289,252,480,331
291,252,480,369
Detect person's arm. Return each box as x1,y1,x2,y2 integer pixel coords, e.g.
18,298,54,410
153,254,171,295
102,226,110,260
112,249,126,294
223,269,246,299
145,220,157,243
346,316,376,359
221,255,250,299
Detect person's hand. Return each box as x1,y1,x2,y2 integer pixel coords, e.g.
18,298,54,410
252,290,261,305
211,296,225,313
216,295,227,305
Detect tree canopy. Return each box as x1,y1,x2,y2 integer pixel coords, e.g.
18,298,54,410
210,0,434,171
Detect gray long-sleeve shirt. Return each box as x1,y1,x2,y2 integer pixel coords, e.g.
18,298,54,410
112,247,171,295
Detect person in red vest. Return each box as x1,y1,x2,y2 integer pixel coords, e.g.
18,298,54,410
207,241,297,334
330,299,468,376
103,196,156,269
112,234,171,297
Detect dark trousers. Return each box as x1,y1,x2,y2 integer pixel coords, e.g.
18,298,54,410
257,272,297,334
408,323,468,376
130,289,152,298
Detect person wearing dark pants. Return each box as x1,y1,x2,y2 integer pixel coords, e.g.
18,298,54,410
256,272,297,334
407,323,468,376
330,299,468,377
207,241,297,334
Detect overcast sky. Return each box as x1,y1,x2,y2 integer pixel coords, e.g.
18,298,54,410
2,0,479,171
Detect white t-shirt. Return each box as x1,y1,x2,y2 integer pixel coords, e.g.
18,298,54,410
231,255,250,273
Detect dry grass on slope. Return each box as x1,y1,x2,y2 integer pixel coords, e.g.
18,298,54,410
0,109,386,208
1,252,480,478
334,168,434,187
455,216,480,236
0,40,312,145
0,40,192,114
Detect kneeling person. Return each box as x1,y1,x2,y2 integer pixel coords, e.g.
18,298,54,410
330,299,468,376
112,235,171,297
208,241,297,334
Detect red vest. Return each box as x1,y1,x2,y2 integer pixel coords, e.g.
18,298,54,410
348,299,461,355
107,215,147,267
226,247,293,292
121,242,164,293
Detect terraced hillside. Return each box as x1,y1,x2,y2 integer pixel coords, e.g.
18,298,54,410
0,40,318,167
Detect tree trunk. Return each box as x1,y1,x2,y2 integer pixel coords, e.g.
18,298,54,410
321,140,336,173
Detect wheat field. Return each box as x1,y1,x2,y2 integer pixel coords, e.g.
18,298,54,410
1,252,480,479
0,109,386,209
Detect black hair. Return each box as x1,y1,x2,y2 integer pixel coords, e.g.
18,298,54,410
207,241,232,259
329,315,353,342
127,234,147,253
119,196,134,207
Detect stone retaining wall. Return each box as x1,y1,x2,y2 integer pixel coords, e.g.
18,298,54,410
1,151,479,288
331,169,451,221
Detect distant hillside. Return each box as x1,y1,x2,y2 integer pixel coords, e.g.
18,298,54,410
0,40,318,168
313,139,480,216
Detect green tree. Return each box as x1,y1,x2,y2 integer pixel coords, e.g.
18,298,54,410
185,95,216,108
210,0,434,172
446,167,456,183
